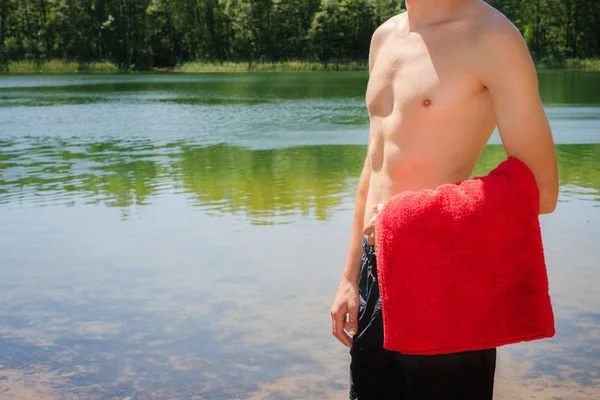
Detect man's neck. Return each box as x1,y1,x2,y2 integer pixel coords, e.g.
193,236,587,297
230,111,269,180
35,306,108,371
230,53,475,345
405,0,473,29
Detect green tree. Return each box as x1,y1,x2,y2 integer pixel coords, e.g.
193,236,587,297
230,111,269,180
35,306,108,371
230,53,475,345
0,0,598,69
309,0,375,61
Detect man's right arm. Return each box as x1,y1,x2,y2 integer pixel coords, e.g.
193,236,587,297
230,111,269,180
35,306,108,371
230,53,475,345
330,152,371,348
330,19,393,347
341,156,371,283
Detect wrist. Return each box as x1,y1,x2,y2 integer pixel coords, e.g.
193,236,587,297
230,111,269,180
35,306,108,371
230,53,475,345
342,269,360,285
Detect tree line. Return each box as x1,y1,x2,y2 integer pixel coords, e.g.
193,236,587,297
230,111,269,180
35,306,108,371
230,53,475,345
0,0,598,70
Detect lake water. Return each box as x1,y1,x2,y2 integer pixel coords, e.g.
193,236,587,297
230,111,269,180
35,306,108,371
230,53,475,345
0,71,599,399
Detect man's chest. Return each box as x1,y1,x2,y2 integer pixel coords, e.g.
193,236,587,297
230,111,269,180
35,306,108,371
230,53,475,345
366,35,484,118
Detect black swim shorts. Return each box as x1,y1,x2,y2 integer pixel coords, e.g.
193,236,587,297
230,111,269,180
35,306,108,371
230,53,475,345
349,239,497,400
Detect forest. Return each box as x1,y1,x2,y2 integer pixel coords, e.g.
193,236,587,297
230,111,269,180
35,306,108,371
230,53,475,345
0,0,598,71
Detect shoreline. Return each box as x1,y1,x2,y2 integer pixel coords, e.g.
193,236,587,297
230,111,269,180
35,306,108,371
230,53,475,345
2,59,600,73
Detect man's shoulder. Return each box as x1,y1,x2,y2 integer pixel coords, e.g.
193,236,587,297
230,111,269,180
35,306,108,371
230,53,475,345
369,12,406,61
368,13,406,72
372,12,406,42
470,2,537,87
471,3,524,49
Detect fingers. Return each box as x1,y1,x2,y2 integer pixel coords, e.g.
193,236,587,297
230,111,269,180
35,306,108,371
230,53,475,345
363,204,382,234
343,302,359,339
366,232,375,245
362,215,376,236
331,307,353,348
363,224,373,238
363,204,383,245
363,216,376,244
363,222,375,245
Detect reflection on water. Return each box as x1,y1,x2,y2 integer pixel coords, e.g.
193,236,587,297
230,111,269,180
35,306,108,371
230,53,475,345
0,140,366,223
538,70,600,105
0,72,599,399
1,141,599,221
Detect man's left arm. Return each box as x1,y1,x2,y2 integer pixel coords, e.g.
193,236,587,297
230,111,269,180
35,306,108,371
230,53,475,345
478,19,559,214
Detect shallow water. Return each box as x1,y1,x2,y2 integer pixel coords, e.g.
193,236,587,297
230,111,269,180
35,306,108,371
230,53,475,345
0,71,599,399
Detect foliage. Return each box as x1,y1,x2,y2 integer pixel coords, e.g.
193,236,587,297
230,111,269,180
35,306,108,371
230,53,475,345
0,0,598,70
487,0,600,60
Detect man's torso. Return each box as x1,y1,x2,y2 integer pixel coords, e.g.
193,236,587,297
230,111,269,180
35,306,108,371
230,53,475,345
364,1,501,226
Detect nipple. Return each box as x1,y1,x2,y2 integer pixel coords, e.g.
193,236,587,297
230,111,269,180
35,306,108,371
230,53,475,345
422,99,432,107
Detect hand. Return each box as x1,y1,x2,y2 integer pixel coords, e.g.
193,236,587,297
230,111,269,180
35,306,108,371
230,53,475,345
363,204,383,245
330,278,359,348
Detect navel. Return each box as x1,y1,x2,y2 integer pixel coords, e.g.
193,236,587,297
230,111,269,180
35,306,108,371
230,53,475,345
422,98,432,108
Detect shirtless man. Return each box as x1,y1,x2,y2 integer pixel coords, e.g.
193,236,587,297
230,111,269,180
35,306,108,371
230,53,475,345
330,0,559,398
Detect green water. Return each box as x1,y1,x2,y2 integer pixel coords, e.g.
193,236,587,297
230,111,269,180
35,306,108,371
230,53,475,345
0,71,599,399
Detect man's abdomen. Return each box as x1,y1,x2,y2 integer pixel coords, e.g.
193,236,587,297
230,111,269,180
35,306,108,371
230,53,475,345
363,142,489,227
363,105,496,227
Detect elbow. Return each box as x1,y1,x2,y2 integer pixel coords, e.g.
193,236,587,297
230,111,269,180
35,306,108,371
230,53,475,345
539,186,559,215
539,201,557,215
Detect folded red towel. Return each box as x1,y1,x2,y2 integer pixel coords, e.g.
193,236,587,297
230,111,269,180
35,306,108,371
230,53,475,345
374,157,555,355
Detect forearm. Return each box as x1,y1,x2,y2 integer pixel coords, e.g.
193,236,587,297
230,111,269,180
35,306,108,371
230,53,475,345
342,157,371,283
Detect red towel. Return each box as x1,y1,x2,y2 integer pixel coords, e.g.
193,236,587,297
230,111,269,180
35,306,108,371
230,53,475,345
374,157,555,355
